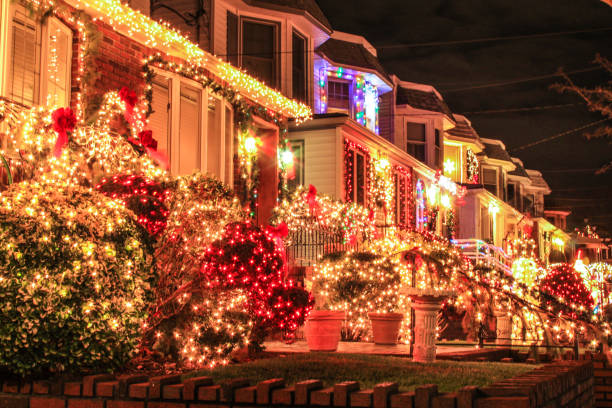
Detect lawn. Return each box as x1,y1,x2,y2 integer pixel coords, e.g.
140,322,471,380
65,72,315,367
186,353,535,392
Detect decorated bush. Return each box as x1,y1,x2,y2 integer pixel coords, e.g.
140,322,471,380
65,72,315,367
0,181,155,376
96,174,171,238
540,263,595,319
201,221,313,348
311,251,407,341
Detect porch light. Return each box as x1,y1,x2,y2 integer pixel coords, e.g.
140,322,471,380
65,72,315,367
280,149,294,167
440,194,451,209
244,136,259,155
443,159,455,175
488,203,500,214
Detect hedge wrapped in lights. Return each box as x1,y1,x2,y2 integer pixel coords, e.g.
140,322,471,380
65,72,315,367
0,181,155,376
311,251,409,341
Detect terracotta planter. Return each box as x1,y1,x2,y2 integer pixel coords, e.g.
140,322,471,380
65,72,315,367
368,312,403,345
305,310,345,351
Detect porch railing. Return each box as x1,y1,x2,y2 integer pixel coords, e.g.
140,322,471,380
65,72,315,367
452,239,513,275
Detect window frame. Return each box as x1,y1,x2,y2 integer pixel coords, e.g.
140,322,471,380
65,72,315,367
481,165,498,196
2,3,72,108
405,121,427,162
239,16,280,88
149,68,234,182
326,77,352,114
291,29,308,103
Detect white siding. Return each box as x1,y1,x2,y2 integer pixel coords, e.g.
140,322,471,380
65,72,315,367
213,0,228,57
288,129,338,199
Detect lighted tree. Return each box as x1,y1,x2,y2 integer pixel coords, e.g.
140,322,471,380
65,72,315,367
540,263,595,319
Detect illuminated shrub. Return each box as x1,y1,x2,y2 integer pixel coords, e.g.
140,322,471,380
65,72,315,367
0,181,155,376
311,251,407,341
540,263,594,319
201,221,313,347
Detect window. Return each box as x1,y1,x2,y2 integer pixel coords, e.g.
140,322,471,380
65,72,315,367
149,78,171,157
395,172,410,226
480,205,492,242
327,79,350,112
481,167,497,196
292,31,307,102
241,19,278,87
226,11,238,66
355,152,366,205
406,122,426,162
178,85,201,175
6,5,72,107
507,182,516,207
434,129,442,170
148,71,234,180
415,180,426,231
287,140,304,192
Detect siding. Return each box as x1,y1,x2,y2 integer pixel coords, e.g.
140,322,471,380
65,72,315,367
213,0,228,57
150,0,211,51
288,128,338,199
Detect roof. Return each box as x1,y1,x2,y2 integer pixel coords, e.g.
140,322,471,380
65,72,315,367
447,115,480,141
396,87,453,118
244,0,331,31
316,38,391,83
509,158,530,178
482,140,513,163
526,169,551,192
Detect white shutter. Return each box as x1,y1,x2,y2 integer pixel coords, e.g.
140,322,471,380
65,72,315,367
8,7,40,106
206,95,222,178
149,79,171,158
44,17,72,108
178,84,201,175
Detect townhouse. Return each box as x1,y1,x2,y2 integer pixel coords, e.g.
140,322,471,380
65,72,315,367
0,0,311,224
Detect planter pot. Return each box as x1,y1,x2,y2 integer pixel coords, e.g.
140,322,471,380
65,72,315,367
305,310,345,351
368,312,403,345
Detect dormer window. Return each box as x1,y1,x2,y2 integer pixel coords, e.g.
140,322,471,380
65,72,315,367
327,79,350,112
481,167,498,196
241,18,279,87
406,122,426,162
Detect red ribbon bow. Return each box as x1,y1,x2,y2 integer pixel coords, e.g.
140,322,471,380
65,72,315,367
52,107,76,158
267,222,289,239
119,87,138,110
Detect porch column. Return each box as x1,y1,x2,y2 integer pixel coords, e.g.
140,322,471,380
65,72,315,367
494,311,512,346
412,297,444,363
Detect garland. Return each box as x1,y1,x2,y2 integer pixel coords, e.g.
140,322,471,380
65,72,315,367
466,147,479,184
344,139,371,204
142,55,291,214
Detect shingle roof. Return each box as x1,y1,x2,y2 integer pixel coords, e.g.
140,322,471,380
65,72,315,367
509,158,530,178
482,141,513,163
527,170,551,191
396,87,453,118
316,38,390,83
447,116,480,141
244,0,331,30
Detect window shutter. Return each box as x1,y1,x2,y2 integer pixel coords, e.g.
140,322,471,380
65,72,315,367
149,80,171,158
45,17,72,108
178,85,201,175
226,11,238,66
9,8,40,106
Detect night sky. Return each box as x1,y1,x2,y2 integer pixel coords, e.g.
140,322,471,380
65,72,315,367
316,0,612,237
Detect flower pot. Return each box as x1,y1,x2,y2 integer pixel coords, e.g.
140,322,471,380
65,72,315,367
305,310,345,351
368,312,403,345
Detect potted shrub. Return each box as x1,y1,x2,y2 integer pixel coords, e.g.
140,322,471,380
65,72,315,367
304,309,346,351
311,251,407,345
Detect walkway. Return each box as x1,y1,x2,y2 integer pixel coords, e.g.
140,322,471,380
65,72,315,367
264,340,481,356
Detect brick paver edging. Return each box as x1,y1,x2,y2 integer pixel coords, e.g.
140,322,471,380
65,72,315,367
0,360,594,408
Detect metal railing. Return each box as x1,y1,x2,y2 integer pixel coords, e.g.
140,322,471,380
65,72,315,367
452,239,513,274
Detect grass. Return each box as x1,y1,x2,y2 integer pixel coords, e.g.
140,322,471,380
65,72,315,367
185,353,535,392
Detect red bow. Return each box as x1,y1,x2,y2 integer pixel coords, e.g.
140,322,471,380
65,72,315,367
306,184,318,214
267,222,289,239
119,87,138,110
52,107,76,158
130,130,158,150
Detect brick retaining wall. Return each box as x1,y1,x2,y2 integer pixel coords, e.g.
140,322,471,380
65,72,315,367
0,360,594,408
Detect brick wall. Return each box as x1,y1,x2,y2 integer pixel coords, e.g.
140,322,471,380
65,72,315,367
588,351,612,407
0,360,594,408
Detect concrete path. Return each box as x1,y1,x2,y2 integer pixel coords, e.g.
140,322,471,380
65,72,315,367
263,340,479,356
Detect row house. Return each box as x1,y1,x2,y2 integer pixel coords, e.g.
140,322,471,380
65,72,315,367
0,0,311,225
